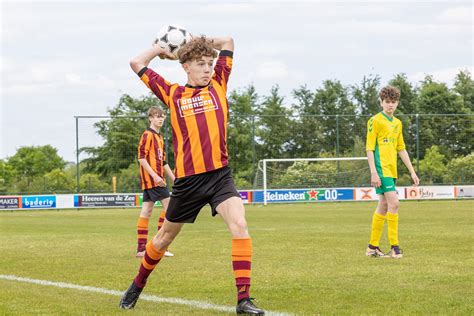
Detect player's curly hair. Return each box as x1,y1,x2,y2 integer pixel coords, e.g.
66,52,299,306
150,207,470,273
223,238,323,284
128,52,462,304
379,86,401,102
178,36,217,64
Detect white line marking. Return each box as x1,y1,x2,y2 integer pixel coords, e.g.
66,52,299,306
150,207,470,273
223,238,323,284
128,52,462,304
0,274,291,315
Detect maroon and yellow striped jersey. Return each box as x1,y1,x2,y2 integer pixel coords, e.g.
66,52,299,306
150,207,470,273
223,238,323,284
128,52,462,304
137,128,167,190
138,50,233,179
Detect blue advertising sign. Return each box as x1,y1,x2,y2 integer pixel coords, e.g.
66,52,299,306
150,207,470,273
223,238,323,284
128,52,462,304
22,196,56,209
252,189,354,203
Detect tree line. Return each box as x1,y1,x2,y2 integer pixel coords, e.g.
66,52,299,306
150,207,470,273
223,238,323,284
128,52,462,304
1,71,472,194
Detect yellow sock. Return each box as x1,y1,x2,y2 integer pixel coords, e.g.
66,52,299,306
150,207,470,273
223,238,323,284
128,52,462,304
369,212,386,247
387,212,399,246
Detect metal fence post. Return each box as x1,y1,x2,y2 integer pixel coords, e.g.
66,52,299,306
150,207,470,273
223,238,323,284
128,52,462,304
416,114,420,174
75,116,80,193
252,115,256,187
336,115,340,174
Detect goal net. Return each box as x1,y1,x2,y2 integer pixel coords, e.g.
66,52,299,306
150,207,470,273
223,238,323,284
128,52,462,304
254,157,369,205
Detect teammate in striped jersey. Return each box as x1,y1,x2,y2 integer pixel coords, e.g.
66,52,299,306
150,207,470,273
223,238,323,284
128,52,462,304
136,106,175,258
120,36,264,315
365,86,419,259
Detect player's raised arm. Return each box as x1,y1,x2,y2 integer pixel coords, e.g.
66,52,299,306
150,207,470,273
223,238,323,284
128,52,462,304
207,36,234,52
130,44,177,75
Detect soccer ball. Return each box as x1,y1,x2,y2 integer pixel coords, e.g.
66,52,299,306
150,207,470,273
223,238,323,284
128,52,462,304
154,25,192,59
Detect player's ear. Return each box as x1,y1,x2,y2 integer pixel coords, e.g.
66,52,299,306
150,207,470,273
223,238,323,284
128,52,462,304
182,62,190,74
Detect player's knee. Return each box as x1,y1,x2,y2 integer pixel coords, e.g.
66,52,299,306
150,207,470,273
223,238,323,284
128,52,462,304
152,237,168,251
155,231,177,250
140,206,153,218
388,200,400,211
231,219,248,237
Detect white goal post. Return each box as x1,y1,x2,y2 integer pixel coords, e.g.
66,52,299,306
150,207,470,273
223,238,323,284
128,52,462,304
261,157,368,205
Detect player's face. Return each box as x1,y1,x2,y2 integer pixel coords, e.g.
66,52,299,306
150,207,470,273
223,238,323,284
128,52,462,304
381,99,398,116
150,114,165,129
183,56,214,86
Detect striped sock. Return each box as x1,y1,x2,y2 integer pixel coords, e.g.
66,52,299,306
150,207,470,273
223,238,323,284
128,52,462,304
369,212,386,247
157,209,166,232
232,237,252,302
387,212,399,246
137,217,149,252
134,241,165,288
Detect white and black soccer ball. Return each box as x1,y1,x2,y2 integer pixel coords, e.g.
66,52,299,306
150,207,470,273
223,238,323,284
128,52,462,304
154,25,192,59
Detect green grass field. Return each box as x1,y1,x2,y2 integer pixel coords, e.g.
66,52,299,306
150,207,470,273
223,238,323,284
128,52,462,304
1,200,473,315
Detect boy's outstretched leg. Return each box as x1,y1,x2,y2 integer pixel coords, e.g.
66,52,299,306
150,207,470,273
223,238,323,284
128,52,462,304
120,220,183,309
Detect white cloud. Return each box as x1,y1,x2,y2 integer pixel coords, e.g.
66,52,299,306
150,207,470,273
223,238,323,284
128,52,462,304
256,61,289,79
409,65,474,86
196,3,256,14
65,73,81,84
437,6,472,24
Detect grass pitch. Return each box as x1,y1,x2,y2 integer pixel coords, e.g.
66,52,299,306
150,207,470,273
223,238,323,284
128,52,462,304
1,200,473,315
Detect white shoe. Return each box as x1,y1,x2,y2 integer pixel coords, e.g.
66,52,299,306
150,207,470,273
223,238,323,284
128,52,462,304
164,251,174,257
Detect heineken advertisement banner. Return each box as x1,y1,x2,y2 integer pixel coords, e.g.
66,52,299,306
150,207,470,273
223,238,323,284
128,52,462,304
0,186,471,210
252,188,355,203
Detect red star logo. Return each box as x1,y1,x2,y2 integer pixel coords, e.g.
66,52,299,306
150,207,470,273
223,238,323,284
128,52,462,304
308,190,319,199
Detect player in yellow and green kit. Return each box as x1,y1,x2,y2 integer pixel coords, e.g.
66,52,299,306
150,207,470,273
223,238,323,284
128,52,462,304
365,86,419,259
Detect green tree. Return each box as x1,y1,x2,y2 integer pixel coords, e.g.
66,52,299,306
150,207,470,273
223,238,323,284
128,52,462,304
30,168,75,194
352,74,381,116
80,173,110,193
389,73,418,114
418,145,448,184
443,153,474,184
81,94,163,178
313,80,356,154
291,85,323,157
116,162,141,193
416,76,469,157
256,85,293,159
227,85,258,186
453,70,474,112
274,161,337,188
8,145,66,188
0,159,16,194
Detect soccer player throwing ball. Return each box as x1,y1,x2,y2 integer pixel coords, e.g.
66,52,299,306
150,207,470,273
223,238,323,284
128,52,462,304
120,35,265,315
365,86,419,259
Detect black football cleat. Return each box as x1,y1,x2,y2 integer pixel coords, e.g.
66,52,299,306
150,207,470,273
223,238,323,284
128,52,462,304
119,281,143,309
236,298,265,315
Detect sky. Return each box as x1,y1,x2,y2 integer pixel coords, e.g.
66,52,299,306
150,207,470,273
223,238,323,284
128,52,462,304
1,0,472,162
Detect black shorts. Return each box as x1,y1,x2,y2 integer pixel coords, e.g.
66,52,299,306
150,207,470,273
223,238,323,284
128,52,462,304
142,186,170,202
166,166,241,223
